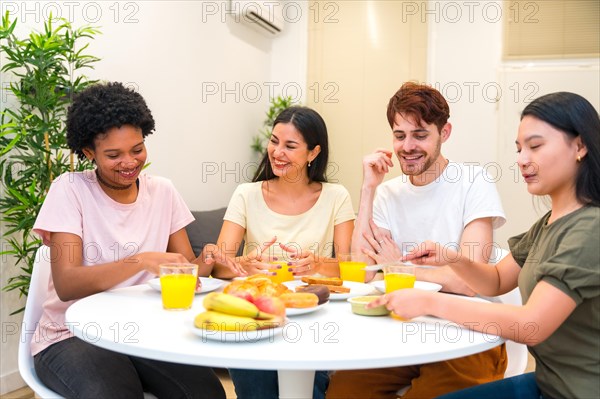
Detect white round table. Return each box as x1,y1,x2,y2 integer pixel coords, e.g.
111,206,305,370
65,284,503,398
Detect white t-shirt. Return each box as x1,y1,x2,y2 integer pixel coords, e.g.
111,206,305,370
373,162,506,254
31,170,194,355
224,181,355,260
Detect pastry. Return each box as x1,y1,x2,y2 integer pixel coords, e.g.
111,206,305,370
295,284,330,304
279,292,319,308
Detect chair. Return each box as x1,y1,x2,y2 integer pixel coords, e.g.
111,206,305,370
18,246,158,399
490,247,529,378
18,245,64,398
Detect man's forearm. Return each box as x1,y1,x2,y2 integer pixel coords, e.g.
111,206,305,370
352,185,378,254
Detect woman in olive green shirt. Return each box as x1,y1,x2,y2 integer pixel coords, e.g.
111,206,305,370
368,92,599,399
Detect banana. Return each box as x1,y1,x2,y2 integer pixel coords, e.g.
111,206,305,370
203,292,276,319
194,311,284,331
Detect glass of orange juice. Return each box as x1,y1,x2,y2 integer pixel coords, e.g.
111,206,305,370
159,263,198,310
338,253,367,283
269,261,294,283
383,263,416,293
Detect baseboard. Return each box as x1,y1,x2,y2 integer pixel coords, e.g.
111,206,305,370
0,370,25,395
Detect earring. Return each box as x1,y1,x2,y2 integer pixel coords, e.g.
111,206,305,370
577,155,582,162
308,161,311,167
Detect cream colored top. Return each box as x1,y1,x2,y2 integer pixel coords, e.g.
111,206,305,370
224,181,355,260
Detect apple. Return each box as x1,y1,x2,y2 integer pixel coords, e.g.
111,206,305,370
228,290,255,303
223,281,259,302
253,295,286,318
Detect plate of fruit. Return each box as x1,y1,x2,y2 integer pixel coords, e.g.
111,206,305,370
191,292,287,342
147,277,225,294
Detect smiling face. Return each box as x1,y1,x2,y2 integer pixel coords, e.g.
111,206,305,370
267,122,320,182
392,113,450,185
516,116,585,199
83,125,147,190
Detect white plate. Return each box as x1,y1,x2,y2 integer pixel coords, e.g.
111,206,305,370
147,277,225,294
285,301,328,316
370,280,443,293
283,280,376,300
189,322,285,343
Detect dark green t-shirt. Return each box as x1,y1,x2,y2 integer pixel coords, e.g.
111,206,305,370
509,205,600,398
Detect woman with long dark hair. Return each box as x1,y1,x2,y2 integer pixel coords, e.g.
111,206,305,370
213,106,355,399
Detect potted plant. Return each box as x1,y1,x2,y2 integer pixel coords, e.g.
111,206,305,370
250,95,296,156
0,12,100,313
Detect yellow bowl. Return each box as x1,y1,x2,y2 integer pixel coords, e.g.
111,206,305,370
347,296,390,316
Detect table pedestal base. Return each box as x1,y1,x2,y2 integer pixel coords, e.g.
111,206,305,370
278,370,315,399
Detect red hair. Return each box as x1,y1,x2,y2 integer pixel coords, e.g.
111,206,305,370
387,82,450,132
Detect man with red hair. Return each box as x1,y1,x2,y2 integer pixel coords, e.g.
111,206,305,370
327,82,507,398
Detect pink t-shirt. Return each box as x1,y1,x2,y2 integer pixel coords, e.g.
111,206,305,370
31,170,194,355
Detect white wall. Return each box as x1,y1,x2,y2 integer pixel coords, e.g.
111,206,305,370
0,0,307,393
427,0,600,247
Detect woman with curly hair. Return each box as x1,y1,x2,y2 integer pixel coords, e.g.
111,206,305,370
32,82,237,398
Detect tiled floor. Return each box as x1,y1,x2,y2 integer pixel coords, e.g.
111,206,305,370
2,356,535,399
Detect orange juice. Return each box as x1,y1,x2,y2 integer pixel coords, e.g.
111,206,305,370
384,273,416,293
339,261,367,283
160,274,196,310
269,261,294,283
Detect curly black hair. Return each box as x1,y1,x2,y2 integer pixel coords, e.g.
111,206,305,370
67,82,155,159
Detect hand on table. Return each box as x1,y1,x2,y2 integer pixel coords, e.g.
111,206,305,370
366,289,436,320
279,244,318,276
238,236,282,276
202,244,247,277
361,220,402,264
133,252,190,275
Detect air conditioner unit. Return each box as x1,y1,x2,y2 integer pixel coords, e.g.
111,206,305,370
229,0,284,36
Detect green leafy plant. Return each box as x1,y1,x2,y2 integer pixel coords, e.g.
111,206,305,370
0,12,100,313
251,95,296,155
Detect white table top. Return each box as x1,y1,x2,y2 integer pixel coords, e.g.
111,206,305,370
65,284,504,371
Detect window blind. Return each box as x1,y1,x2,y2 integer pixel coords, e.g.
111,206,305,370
504,0,600,59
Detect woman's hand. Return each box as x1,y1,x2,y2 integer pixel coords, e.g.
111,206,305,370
238,236,281,276
367,289,436,320
279,244,319,276
361,220,402,264
401,240,461,267
202,244,247,277
132,252,190,276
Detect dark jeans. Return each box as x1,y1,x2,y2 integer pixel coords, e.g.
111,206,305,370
34,337,225,399
436,373,544,399
229,369,329,399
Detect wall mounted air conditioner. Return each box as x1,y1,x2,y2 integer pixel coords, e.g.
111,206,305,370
229,0,284,36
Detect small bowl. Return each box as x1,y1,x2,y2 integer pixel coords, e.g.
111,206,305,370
347,296,390,316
